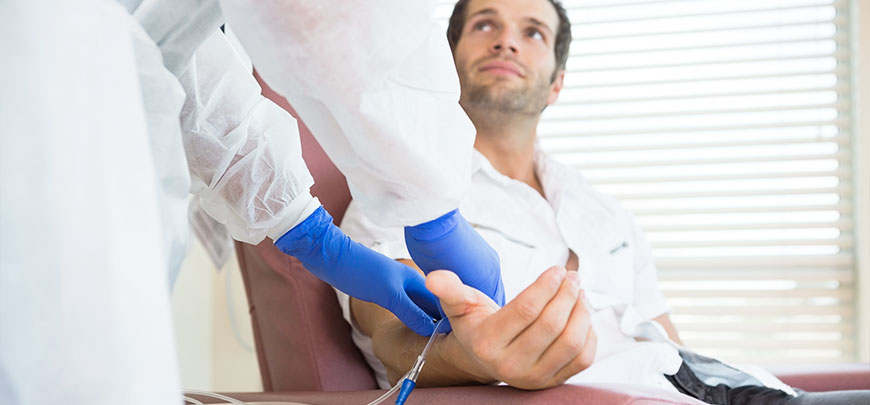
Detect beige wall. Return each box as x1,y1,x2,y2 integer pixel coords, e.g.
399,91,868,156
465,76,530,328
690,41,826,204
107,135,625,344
171,236,213,390
853,0,870,363
171,236,261,392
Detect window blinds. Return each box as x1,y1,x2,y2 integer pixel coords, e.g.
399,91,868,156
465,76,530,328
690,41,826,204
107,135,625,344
434,0,856,364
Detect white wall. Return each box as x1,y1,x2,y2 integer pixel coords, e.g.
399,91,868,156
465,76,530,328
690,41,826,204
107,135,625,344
171,235,261,392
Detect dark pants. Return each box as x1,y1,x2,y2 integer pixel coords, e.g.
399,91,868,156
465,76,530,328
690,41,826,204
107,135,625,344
666,362,870,405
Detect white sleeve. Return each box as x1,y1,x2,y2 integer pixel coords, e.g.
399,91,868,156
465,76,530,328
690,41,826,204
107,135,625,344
339,201,411,261
628,213,671,321
0,2,180,404
218,0,475,227
127,0,223,76
179,30,320,243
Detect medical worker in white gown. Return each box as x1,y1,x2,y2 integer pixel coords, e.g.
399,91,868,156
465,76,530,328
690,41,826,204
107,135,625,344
0,1,505,403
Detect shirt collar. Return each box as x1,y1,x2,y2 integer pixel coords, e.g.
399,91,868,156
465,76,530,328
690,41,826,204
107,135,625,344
471,148,518,188
534,144,581,204
472,142,583,201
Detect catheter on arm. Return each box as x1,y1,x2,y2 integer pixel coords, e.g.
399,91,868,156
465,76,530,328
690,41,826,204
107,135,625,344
366,318,449,405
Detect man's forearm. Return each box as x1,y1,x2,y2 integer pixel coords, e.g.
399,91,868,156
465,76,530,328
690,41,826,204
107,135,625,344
351,297,492,386
350,263,594,389
366,313,492,387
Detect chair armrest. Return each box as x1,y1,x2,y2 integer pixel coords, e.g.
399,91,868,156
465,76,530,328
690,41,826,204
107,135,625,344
195,384,704,404
769,363,870,392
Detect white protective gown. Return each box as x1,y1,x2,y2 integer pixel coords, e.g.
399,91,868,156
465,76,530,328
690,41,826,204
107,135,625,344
0,0,474,404
219,0,475,227
0,2,181,404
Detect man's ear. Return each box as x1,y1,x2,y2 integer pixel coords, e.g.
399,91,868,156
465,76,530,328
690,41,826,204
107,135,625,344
547,69,565,106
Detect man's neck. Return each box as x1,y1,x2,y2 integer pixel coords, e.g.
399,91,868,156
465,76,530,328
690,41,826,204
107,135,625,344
469,109,544,196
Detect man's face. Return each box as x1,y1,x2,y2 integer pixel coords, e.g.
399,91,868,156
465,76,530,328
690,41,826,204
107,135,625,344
453,0,564,116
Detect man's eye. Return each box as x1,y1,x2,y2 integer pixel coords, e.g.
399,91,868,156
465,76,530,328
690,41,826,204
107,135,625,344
474,21,493,32
527,29,544,40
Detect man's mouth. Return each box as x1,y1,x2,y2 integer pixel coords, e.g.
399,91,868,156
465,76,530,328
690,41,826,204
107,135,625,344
479,61,523,77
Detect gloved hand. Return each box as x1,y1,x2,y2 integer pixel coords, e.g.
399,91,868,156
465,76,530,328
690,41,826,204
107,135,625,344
404,209,505,308
275,206,439,336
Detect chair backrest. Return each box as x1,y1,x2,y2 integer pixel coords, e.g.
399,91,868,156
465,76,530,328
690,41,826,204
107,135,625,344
233,75,378,392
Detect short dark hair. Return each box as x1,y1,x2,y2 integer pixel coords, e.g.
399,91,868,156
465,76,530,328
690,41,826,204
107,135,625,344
446,0,572,72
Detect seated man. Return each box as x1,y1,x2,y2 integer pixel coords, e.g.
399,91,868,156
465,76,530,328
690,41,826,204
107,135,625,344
336,0,869,403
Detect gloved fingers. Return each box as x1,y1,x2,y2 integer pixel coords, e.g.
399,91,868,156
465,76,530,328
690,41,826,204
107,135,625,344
489,278,507,308
388,293,437,337
404,209,506,306
404,209,459,242
405,273,453,333
403,271,441,319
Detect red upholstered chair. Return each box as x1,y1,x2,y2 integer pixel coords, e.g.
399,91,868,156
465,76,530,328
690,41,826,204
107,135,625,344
233,78,373,393
205,77,869,404
220,77,707,404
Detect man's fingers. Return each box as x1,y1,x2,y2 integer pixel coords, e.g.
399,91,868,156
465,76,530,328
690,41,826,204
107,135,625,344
487,266,567,349
533,288,593,377
425,270,493,319
507,270,581,361
551,327,598,385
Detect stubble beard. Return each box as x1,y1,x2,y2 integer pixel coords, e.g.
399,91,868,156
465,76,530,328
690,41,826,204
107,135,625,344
460,69,551,116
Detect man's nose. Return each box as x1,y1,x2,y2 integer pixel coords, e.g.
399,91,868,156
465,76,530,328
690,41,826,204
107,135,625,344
490,30,519,55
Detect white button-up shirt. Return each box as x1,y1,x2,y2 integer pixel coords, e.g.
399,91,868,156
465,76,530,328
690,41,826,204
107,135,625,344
337,148,790,394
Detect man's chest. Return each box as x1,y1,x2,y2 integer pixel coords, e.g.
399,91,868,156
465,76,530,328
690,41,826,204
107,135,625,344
460,180,639,306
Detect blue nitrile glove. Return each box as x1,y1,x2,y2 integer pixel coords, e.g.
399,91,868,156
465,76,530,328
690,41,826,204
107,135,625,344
404,209,505,309
275,206,440,336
